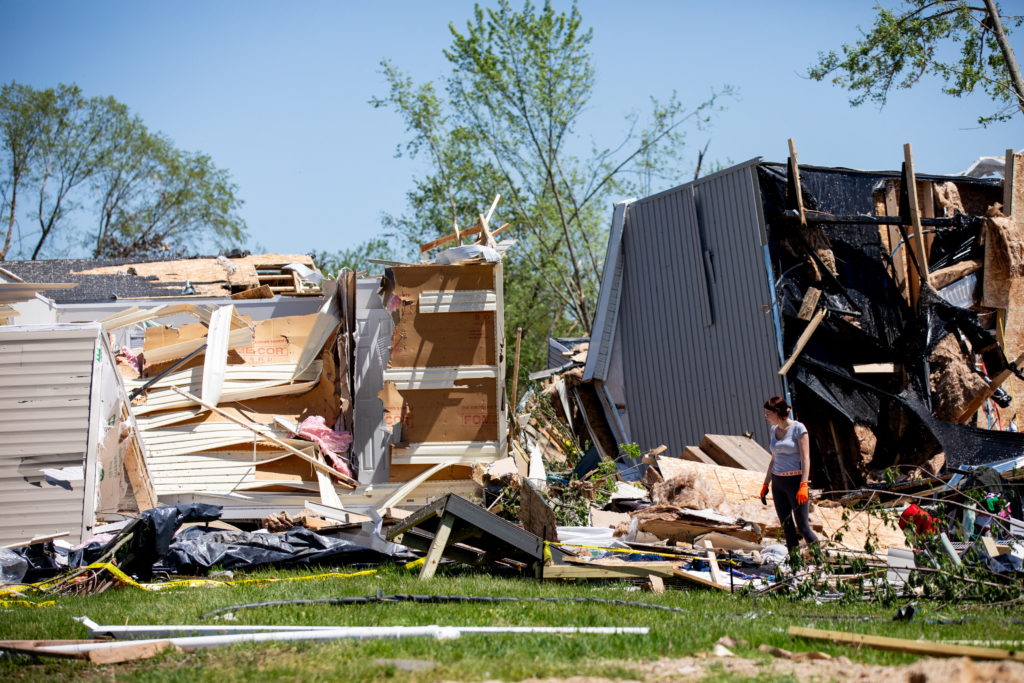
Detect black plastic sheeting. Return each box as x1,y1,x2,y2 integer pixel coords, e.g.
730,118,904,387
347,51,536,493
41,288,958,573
159,527,394,575
757,163,1024,482
122,504,223,580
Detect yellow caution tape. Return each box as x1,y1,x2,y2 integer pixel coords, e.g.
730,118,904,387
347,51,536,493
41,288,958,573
404,557,426,571
0,599,55,608
21,564,377,594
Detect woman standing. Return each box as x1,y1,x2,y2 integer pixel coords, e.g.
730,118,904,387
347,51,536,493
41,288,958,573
759,396,819,551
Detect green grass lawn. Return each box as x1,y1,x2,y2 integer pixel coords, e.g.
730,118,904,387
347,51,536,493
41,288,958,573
2,563,1022,681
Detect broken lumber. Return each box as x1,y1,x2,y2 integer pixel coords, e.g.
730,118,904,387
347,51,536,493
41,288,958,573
168,387,356,488
788,626,1024,661
778,307,826,375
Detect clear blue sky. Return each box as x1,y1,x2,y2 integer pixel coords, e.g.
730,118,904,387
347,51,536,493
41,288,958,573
2,1,1021,258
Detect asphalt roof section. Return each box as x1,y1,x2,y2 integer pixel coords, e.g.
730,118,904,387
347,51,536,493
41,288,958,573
0,257,207,303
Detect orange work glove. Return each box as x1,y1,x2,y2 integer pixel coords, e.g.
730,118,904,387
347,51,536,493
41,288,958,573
759,483,769,505
796,481,809,505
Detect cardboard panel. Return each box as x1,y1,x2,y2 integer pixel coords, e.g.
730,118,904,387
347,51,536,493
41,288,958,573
381,379,498,443
386,264,497,368
388,464,474,482
390,264,497,293
388,310,495,367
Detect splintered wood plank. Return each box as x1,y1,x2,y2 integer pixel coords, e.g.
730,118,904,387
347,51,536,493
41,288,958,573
998,151,1024,427
797,287,821,321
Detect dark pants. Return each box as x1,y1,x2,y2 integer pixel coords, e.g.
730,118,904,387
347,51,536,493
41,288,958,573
772,474,819,550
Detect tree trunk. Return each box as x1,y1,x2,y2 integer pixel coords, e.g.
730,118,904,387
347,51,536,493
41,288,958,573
1,182,16,259
983,0,1024,118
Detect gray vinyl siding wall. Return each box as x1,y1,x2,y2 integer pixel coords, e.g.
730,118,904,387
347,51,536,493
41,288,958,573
0,325,99,546
616,160,784,456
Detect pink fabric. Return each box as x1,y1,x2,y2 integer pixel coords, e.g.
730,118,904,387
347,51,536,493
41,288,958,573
297,416,353,477
121,346,143,373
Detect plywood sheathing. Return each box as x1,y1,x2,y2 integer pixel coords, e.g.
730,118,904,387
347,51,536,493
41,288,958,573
76,254,318,298
981,210,1024,309
655,456,906,551
995,152,1024,428
929,333,989,422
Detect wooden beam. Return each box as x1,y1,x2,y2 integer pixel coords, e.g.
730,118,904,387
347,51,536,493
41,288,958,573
672,567,729,591
779,307,826,375
882,180,909,302
510,327,522,437
168,387,356,488
788,626,1024,661
418,222,510,254
544,562,679,580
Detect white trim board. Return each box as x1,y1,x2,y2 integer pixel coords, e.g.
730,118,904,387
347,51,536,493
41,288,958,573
418,290,496,313
390,440,501,464
382,365,499,390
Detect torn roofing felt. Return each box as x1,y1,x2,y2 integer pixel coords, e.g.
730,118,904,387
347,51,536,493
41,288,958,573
758,162,1024,482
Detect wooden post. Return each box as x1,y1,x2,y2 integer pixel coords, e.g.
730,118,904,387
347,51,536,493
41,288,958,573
419,511,456,579
788,138,807,229
902,143,930,308
509,327,523,437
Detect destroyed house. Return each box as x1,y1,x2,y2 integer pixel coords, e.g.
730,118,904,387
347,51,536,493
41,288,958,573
585,149,1024,489
0,246,509,545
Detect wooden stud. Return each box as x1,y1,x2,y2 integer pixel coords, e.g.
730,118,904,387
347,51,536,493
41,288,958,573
882,180,909,302
701,538,725,587
853,363,897,374
419,221,510,254
509,327,522,437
